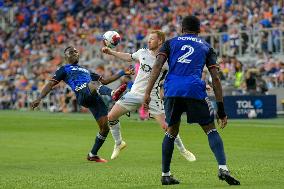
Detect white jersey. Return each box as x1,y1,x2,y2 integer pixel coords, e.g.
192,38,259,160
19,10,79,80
130,48,168,100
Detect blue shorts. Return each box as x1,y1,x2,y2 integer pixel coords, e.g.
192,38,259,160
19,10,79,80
164,97,214,126
76,87,108,120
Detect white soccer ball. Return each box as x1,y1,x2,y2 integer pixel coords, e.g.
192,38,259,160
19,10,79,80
103,31,121,48
248,109,257,119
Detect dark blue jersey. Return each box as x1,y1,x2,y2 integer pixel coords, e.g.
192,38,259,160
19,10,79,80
51,64,101,93
158,34,218,99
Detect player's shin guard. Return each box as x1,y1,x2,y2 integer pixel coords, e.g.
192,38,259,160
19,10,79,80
109,120,122,146
91,133,107,155
207,129,226,165
162,132,176,174
97,85,112,96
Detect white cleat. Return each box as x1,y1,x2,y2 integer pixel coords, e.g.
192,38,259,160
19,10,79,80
111,141,127,160
180,150,196,162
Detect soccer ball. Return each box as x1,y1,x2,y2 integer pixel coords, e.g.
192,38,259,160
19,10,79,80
103,31,121,48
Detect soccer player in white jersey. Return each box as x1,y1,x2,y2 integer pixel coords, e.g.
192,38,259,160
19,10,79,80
101,30,196,161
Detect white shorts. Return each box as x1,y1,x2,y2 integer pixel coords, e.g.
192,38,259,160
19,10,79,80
116,92,164,115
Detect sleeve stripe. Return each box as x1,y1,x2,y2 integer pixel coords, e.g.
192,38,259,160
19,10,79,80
157,52,167,58
50,79,59,83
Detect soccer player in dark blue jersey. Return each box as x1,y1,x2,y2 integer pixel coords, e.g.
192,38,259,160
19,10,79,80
31,46,133,162
143,16,240,185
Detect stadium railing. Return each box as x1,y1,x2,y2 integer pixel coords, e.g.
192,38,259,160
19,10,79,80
130,27,284,57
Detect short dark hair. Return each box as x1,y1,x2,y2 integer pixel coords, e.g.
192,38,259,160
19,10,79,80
182,15,200,33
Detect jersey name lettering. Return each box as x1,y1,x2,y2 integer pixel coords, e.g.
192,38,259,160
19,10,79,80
177,36,203,44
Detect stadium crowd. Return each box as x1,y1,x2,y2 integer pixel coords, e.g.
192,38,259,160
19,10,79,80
0,0,284,110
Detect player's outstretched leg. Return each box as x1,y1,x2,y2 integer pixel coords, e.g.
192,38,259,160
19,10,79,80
154,114,196,162
161,123,180,185
202,122,240,185
97,83,127,101
108,104,129,159
175,134,196,162
87,115,109,163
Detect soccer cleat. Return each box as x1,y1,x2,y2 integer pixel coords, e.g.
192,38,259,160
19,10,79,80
161,175,180,185
180,149,196,162
111,141,127,160
87,154,108,163
218,168,240,185
111,84,127,101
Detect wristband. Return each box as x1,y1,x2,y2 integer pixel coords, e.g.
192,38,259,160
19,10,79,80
216,102,226,119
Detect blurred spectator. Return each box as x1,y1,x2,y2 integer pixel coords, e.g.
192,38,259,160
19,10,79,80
0,0,284,111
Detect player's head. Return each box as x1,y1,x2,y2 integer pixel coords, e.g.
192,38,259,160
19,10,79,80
64,46,79,64
181,15,200,34
148,30,166,50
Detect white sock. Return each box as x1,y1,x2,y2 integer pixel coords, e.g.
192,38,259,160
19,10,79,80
109,120,122,146
174,134,186,152
89,152,95,157
162,171,171,176
219,165,229,171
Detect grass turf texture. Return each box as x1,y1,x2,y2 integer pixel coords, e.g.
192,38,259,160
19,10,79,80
0,111,284,189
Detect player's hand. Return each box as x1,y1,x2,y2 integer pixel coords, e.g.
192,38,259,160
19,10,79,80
216,115,228,129
206,84,212,91
30,99,41,110
124,65,135,75
101,47,112,55
143,93,151,111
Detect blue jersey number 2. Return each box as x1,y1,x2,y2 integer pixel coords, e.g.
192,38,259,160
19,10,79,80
177,45,195,64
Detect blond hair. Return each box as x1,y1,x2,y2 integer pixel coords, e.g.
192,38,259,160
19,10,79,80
150,30,166,43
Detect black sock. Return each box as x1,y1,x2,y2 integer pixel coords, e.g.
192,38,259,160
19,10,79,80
208,129,226,165
162,132,176,173
91,133,107,156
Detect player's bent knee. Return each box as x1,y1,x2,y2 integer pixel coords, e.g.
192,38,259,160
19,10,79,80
108,112,118,122
99,122,110,135
201,122,216,134
166,123,180,137
108,105,128,121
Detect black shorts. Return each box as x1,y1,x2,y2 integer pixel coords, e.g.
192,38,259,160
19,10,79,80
164,97,214,126
76,87,108,120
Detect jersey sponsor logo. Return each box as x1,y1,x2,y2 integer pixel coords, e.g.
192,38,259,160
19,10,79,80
71,67,89,74
177,45,194,64
140,63,152,73
75,83,87,91
177,36,203,44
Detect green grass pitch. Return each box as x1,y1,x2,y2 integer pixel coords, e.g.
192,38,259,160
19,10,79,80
0,111,284,189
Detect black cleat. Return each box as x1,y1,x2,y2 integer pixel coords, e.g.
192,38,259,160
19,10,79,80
218,168,240,185
161,175,180,185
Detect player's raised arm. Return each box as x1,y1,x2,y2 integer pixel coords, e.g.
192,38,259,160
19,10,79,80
101,47,132,62
31,66,66,110
206,48,227,128
30,80,58,109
